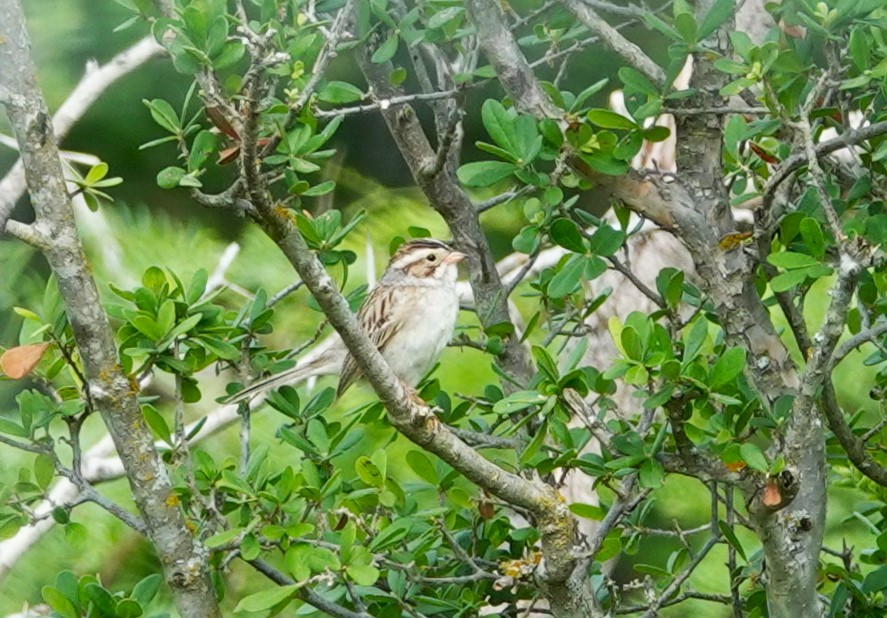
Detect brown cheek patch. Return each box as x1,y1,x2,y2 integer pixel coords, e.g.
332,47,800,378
407,261,435,278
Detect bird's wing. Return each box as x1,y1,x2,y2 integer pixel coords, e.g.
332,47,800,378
337,285,404,396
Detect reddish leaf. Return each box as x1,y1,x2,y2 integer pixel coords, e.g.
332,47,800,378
1,343,50,379
217,146,240,165
206,107,240,140
749,143,780,164
478,493,494,519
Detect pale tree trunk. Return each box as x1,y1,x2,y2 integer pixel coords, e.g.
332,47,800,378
0,2,220,615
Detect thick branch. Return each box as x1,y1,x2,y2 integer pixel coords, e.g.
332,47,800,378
463,0,677,229
463,0,562,119
560,0,665,86
0,3,219,615
0,35,162,234
764,120,887,202
355,20,534,388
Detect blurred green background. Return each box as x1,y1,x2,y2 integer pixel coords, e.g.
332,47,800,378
0,1,879,615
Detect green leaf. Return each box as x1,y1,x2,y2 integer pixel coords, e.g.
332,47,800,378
427,5,462,29
142,405,172,445
317,81,364,104
34,454,55,490
355,456,384,488
234,585,299,612
188,130,218,172
85,584,117,616
767,251,819,269
674,12,697,43
683,318,708,366
714,59,747,75
548,255,587,299
769,269,808,292
42,586,78,618
569,503,605,520
156,166,185,189
302,180,336,197
372,34,399,63
550,218,586,253
205,527,242,549
456,161,518,187
144,98,180,133
116,599,143,618
481,99,514,151
799,218,825,258
347,562,380,585
618,67,658,96
718,521,747,561
132,574,162,606
638,458,664,488
571,78,610,111
710,347,746,389
587,226,625,257
597,535,622,561
587,109,637,130
520,420,548,466
369,519,413,552
492,390,546,414
84,162,109,185
739,443,768,473
863,565,887,593
580,151,630,176
306,418,330,454
389,66,407,85
212,40,244,70
405,450,438,485
697,0,733,39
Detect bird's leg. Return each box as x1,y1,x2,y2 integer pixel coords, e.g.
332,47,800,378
401,380,425,406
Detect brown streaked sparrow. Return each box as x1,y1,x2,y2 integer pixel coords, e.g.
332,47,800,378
228,238,466,403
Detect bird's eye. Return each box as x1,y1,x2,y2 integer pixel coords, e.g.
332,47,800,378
427,254,436,262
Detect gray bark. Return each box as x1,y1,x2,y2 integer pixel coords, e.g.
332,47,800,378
462,1,837,616
0,2,220,615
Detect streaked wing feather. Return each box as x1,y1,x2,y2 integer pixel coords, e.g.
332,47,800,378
337,286,403,396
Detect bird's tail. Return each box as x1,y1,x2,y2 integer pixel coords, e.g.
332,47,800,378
223,341,344,404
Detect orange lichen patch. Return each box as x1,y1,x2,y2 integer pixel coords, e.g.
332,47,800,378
0,342,50,379
273,205,297,223
499,552,542,579
718,231,753,251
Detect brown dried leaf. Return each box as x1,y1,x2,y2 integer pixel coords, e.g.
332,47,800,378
217,145,240,165
0,343,50,379
749,143,780,164
205,106,240,140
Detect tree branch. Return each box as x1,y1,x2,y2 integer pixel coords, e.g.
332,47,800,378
764,120,887,204
246,559,373,618
0,35,162,235
0,3,219,614
355,14,535,388
559,0,665,87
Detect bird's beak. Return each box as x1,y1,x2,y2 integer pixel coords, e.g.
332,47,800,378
443,251,467,264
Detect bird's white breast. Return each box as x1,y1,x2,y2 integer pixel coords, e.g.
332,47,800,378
383,283,459,387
